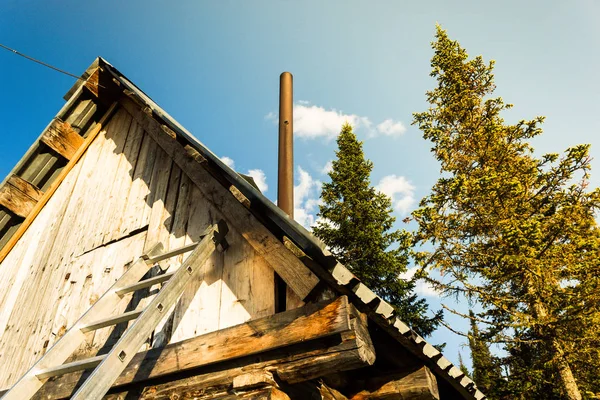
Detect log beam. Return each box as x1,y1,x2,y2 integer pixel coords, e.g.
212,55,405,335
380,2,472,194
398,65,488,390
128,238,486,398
349,366,440,400
8,296,375,399
41,119,84,160
119,95,320,300
0,175,43,218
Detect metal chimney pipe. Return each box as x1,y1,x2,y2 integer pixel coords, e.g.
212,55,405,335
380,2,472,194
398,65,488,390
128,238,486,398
278,72,294,217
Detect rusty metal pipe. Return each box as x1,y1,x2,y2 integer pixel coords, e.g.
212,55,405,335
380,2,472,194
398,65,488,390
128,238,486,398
278,72,293,217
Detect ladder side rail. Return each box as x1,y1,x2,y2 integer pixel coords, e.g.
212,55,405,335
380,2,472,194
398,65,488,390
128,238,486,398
1,243,164,400
71,224,222,400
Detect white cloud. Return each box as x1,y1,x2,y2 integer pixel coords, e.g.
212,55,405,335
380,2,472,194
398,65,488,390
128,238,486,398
266,102,407,141
247,169,268,193
376,119,406,137
321,160,333,175
294,166,322,229
376,175,416,215
221,155,268,193
400,267,441,297
221,156,235,169
292,103,370,140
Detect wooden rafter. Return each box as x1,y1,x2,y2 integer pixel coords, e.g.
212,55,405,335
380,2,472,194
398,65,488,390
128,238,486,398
40,119,84,160
0,175,43,218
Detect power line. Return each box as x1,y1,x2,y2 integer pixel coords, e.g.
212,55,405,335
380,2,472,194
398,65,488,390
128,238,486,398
0,43,96,85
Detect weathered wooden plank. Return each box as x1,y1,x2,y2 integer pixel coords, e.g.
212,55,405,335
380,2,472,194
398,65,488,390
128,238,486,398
0,157,88,387
128,145,178,351
141,141,174,255
349,366,440,400
84,109,132,252
69,226,221,400
5,175,43,201
137,324,373,399
0,106,125,388
219,223,275,330
85,68,100,97
141,386,291,400
151,172,194,347
101,116,145,245
0,175,43,218
0,102,118,263
77,230,149,357
23,297,359,399
0,243,163,400
168,182,221,342
41,119,84,160
120,96,319,300
62,115,117,257
117,132,158,237
232,371,277,391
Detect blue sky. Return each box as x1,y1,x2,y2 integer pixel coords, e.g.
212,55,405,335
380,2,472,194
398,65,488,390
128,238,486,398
1,0,599,371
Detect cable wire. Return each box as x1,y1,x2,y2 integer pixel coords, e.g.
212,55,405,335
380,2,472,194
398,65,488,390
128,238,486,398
0,43,99,86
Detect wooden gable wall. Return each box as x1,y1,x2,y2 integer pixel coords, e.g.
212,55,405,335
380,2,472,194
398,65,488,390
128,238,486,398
0,106,280,389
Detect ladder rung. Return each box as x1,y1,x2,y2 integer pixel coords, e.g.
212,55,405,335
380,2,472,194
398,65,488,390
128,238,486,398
115,271,175,296
145,242,198,264
80,310,143,333
35,355,105,379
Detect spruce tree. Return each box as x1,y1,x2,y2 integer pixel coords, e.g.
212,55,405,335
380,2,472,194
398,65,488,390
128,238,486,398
412,25,600,399
458,352,470,377
468,311,503,398
313,123,442,337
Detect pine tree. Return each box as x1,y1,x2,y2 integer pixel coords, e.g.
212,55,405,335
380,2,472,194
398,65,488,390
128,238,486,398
412,25,600,399
458,352,470,377
313,123,442,337
468,311,503,397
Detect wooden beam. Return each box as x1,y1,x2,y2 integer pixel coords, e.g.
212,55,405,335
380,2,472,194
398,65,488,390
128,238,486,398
0,102,118,263
17,296,375,399
0,175,43,218
134,320,373,399
139,386,291,400
84,68,100,97
349,366,440,400
41,119,84,160
119,95,320,300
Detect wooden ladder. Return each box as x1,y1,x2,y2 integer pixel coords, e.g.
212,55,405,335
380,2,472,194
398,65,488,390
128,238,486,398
1,221,229,400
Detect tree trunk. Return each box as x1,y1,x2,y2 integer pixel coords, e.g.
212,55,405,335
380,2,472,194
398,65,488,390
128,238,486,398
552,340,581,400
532,300,581,400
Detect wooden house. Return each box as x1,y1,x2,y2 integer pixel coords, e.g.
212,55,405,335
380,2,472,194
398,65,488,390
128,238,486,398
0,58,486,400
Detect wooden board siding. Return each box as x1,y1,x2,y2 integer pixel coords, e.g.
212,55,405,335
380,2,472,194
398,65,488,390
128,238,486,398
0,106,276,390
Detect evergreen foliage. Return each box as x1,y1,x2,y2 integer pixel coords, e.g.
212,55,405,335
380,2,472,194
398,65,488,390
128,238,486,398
412,25,600,399
458,352,470,378
314,123,442,337
468,311,503,398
